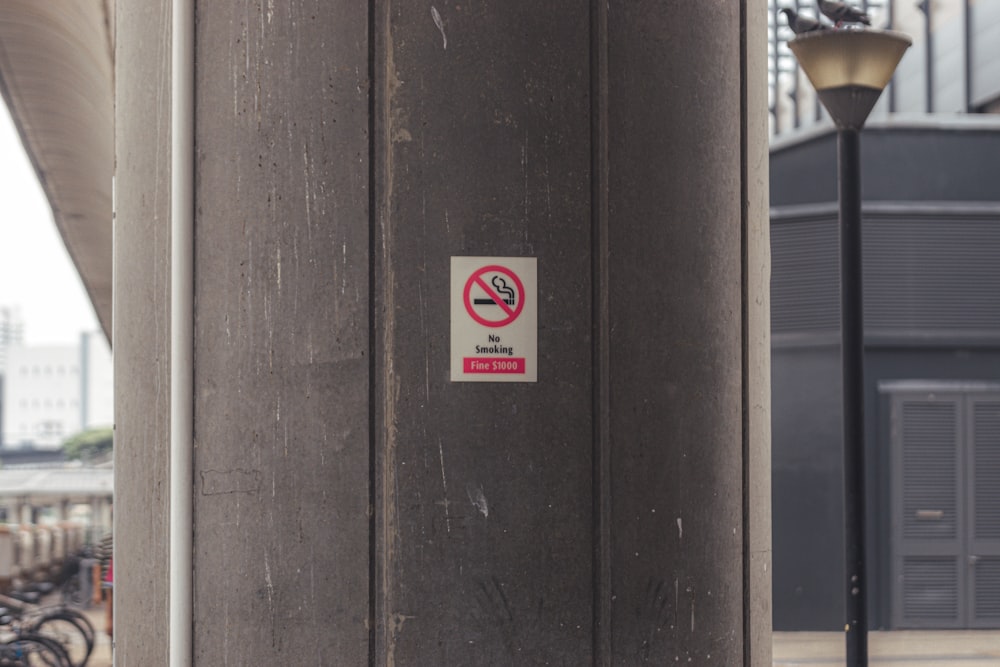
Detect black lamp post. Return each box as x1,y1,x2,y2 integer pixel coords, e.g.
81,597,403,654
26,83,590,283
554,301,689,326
788,28,910,667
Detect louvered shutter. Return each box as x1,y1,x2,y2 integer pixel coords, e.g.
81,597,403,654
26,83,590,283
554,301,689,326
864,216,1000,334
770,216,839,334
892,394,965,628
969,397,1000,628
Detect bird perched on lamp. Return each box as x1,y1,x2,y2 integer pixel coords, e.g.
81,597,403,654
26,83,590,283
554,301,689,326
780,8,830,34
819,0,872,27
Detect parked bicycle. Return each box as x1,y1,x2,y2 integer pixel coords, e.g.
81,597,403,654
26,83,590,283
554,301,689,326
0,614,72,667
0,588,93,667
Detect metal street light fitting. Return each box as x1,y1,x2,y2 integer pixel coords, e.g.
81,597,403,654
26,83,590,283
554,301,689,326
789,29,911,129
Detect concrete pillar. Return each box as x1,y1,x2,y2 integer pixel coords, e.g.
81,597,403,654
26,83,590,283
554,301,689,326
116,0,770,664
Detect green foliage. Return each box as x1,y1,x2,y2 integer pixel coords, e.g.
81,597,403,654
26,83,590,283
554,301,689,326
62,427,113,463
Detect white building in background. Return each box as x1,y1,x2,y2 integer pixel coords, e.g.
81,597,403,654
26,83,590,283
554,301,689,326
81,331,113,429
0,307,24,373
1,331,112,449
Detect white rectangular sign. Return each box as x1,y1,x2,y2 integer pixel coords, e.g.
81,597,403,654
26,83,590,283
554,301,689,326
450,256,537,382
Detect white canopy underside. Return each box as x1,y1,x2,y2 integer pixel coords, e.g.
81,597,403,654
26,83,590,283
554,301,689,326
0,466,113,504
0,1,114,341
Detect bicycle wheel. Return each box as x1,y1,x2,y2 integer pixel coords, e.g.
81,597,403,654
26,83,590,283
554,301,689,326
49,611,93,650
28,615,92,667
29,609,94,654
1,635,71,667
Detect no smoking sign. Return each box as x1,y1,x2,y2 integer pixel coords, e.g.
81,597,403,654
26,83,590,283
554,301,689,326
451,257,537,382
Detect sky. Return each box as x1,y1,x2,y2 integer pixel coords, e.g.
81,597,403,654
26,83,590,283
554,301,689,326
0,99,102,346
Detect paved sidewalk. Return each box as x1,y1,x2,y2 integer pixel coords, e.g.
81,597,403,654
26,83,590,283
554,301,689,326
774,630,1000,666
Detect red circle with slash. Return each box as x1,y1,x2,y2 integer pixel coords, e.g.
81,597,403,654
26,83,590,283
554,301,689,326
463,265,525,327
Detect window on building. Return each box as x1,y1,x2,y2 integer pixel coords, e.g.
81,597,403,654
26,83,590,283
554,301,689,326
36,420,63,436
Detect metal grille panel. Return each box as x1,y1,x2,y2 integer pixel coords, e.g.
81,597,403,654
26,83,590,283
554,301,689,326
902,401,958,540
865,217,1000,331
903,557,960,622
771,216,839,334
974,557,1000,620
770,209,1000,339
891,387,1000,628
974,402,1000,540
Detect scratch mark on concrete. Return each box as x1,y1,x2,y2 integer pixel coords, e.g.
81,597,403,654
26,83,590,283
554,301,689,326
437,440,452,533
467,483,489,518
342,242,348,295
200,469,262,495
223,598,229,664
431,7,447,49
309,544,316,611
264,557,274,605
418,281,429,402
522,133,529,222
302,148,312,237
389,610,416,658
264,555,276,646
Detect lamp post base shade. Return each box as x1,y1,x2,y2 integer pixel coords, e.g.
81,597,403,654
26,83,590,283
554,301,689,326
818,85,885,131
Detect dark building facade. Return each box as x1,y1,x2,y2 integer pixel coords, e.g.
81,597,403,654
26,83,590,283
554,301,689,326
771,119,1000,630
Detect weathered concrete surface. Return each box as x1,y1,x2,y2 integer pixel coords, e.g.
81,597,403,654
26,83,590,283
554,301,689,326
114,0,770,664
371,1,594,663
191,2,372,663
605,1,752,661
113,0,172,663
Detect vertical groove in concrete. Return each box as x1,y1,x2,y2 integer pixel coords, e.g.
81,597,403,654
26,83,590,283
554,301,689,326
741,0,752,661
370,0,393,662
367,0,380,662
590,0,612,663
368,0,384,663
